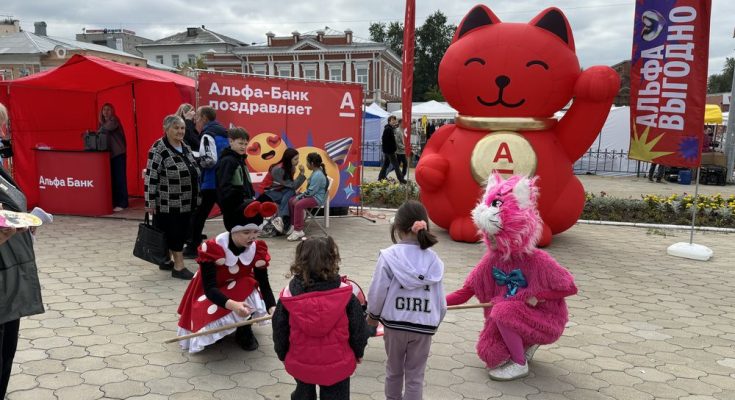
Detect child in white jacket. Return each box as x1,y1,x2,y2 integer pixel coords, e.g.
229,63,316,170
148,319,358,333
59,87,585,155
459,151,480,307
367,200,446,400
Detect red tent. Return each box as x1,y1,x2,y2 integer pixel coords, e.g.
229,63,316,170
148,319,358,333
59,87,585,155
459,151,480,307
0,54,195,207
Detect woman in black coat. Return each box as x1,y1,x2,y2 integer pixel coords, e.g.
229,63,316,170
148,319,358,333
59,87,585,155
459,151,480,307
0,103,44,398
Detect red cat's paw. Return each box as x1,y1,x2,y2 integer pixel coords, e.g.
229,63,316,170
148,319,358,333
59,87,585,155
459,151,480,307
449,217,481,243
574,66,620,102
416,154,450,192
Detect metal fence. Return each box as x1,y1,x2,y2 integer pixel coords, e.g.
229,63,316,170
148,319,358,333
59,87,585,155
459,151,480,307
573,148,650,176
362,141,422,167
362,143,650,177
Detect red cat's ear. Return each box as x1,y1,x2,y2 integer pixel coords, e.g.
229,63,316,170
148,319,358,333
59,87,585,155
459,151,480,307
529,7,575,51
454,5,501,42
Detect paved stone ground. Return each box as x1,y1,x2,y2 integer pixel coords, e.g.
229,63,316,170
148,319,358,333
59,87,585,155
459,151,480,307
7,210,735,399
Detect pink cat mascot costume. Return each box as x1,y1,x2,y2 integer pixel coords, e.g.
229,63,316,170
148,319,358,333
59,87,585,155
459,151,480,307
447,174,577,380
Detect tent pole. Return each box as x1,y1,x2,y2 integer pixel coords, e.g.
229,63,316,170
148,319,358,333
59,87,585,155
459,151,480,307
131,83,140,196
354,87,376,223
688,167,701,245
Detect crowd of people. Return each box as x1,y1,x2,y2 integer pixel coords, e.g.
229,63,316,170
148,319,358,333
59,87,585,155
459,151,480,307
1,99,572,400
378,116,445,183
139,104,330,280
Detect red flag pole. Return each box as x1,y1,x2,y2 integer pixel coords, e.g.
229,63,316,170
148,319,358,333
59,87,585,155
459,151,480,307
401,0,416,185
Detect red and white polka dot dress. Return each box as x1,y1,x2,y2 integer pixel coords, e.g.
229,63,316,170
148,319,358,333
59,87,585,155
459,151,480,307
176,232,270,352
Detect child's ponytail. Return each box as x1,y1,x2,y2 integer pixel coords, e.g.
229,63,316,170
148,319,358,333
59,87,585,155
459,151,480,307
391,200,438,250
415,225,438,250
306,152,326,175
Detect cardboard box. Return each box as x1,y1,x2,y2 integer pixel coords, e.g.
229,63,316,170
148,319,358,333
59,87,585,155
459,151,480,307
701,152,726,167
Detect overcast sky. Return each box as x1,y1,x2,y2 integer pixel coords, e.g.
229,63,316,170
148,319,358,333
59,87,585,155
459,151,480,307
2,0,733,75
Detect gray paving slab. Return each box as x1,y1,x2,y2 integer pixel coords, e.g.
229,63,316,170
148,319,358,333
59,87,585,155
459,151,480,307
6,211,735,399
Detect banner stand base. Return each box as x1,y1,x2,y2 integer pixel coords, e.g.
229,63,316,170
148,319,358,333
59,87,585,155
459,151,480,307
666,242,713,261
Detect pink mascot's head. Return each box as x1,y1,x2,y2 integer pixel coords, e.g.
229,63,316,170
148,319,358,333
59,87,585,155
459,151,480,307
471,173,541,261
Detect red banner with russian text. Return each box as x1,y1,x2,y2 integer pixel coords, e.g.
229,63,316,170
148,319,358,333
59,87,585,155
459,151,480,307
198,72,363,206
629,0,711,168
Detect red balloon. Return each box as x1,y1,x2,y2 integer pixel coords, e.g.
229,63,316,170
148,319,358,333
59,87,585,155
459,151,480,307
416,5,620,245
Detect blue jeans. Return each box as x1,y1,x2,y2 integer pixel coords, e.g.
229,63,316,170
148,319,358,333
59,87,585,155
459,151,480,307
265,188,296,217
111,154,128,208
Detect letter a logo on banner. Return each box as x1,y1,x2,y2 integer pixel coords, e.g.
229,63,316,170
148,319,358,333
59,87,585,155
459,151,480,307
339,92,355,118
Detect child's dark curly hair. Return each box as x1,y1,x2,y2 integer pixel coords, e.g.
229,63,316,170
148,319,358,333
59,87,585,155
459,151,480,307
288,236,341,287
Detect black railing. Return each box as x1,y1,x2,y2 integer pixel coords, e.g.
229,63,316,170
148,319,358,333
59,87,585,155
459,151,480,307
362,143,649,177
362,141,423,167
574,148,649,176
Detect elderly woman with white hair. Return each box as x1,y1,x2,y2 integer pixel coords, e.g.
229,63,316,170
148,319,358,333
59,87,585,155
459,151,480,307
144,115,200,280
0,102,45,398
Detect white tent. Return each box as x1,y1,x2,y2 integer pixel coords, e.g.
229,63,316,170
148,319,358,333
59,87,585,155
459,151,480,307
364,102,391,119
391,100,457,120
362,103,391,166
575,106,638,175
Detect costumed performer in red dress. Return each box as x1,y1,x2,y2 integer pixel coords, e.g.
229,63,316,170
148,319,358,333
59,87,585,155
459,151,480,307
177,200,278,353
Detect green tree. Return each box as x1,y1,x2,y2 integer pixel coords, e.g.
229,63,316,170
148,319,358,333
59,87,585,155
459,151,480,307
369,11,455,101
369,21,404,56
707,57,734,93
414,11,455,101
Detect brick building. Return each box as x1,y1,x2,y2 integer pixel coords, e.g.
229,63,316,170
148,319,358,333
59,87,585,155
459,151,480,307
204,28,402,105
611,60,631,106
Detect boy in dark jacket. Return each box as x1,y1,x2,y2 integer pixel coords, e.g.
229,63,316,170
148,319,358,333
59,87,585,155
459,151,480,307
272,236,369,400
216,127,255,230
184,106,229,258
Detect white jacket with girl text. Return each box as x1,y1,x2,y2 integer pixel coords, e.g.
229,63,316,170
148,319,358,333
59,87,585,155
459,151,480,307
367,241,446,335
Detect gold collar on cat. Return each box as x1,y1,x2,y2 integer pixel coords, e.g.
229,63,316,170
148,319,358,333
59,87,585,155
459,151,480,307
456,115,557,131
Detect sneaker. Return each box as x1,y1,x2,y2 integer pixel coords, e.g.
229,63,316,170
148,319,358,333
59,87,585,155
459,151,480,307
159,260,174,271
525,344,540,362
488,361,529,381
287,230,305,242
258,228,277,238
182,245,198,259
271,217,284,234
235,325,259,351
171,267,195,280
113,206,125,212
285,225,294,236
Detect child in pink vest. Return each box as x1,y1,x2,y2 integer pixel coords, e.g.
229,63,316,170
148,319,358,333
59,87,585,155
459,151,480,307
272,236,369,400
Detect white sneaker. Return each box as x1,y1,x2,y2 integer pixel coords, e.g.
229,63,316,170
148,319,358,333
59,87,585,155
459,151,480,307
113,207,125,212
271,217,284,233
488,361,529,381
525,344,540,362
287,230,305,241
285,225,294,236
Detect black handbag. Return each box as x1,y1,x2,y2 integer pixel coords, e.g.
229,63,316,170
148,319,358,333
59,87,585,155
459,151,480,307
83,130,109,151
133,213,168,265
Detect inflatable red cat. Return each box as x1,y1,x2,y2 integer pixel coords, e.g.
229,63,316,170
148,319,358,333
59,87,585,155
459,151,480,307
416,5,619,245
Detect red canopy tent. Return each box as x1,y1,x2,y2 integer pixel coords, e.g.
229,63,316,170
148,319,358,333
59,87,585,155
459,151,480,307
0,54,195,208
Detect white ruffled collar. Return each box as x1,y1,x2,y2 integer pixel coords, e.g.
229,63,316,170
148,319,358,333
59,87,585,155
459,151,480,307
215,232,256,266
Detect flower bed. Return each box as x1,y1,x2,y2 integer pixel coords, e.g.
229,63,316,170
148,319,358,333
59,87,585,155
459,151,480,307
582,192,735,228
360,181,735,229
361,179,419,208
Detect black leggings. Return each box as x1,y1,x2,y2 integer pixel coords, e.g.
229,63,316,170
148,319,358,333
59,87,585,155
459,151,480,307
0,319,20,399
292,377,350,400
